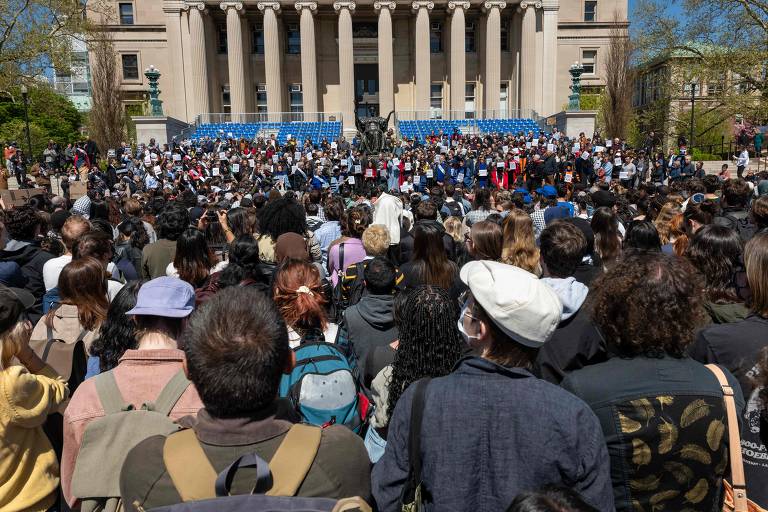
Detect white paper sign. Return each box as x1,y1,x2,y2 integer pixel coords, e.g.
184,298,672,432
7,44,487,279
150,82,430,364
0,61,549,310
219,152,226,160
249,159,256,167
212,167,220,176
564,173,573,183
172,154,181,161
457,173,465,182
526,142,532,149
153,165,161,173
595,146,605,153
573,143,581,152
295,151,301,160
393,158,400,166
348,176,356,185
614,157,622,166
331,142,338,149
353,165,361,174
404,162,412,171
426,169,434,178
413,175,421,184
497,162,505,168
606,140,613,148
365,168,374,178
479,168,488,177
144,156,151,165
400,183,410,192
232,164,240,173
547,143,555,152
619,170,629,180
503,146,509,154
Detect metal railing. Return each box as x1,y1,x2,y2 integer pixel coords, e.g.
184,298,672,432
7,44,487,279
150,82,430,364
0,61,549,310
193,111,343,126
394,109,538,122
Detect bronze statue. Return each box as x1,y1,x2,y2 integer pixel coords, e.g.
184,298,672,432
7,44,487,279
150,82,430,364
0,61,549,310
355,109,394,155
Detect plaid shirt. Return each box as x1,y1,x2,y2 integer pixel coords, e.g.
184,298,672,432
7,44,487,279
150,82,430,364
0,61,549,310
530,209,546,239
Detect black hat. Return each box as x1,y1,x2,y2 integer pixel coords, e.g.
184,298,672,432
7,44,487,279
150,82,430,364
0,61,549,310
0,285,34,334
591,189,616,208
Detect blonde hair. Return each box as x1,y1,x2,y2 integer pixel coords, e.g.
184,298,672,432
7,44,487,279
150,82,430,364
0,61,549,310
501,209,541,275
0,322,27,369
654,203,683,245
362,224,391,257
443,216,465,243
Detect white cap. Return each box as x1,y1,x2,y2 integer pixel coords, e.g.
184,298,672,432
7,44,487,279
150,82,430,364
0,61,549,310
459,261,562,348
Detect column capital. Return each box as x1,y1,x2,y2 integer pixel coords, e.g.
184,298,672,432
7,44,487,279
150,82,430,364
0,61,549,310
220,2,244,13
374,1,396,11
411,1,434,12
519,0,542,9
183,1,207,12
333,1,356,12
482,0,506,12
295,1,318,12
257,1,281,13
447,1,470,11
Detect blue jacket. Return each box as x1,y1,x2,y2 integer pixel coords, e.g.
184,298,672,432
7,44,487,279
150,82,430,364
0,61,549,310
372,356,615,511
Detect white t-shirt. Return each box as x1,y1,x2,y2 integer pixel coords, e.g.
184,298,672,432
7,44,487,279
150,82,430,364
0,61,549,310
43,255,72,291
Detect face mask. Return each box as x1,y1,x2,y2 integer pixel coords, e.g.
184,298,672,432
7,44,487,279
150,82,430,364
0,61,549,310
457,301,479,346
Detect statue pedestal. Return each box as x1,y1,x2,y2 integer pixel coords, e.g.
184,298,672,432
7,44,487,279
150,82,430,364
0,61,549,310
552,110,597,138
132,116,190,145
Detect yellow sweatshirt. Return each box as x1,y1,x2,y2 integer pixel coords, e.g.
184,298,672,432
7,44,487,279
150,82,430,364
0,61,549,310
0,364,69,512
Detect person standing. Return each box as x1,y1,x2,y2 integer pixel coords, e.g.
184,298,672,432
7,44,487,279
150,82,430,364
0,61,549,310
736,146,750,179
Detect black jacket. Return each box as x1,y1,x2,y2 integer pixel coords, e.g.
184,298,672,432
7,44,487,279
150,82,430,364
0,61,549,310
397,220,456,265
0,240,54,312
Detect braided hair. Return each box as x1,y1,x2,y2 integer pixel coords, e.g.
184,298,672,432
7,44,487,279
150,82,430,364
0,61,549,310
386,285,464,420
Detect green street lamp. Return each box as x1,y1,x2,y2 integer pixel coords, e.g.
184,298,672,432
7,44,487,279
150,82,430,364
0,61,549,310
568,62,585,112
145,65,164,116
20,84,33,161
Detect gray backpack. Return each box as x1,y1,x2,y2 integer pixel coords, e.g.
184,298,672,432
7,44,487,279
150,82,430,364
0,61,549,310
147,424,370,512
71,370,191,512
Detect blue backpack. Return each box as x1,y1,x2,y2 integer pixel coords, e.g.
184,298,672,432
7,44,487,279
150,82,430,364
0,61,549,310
279,342,367,433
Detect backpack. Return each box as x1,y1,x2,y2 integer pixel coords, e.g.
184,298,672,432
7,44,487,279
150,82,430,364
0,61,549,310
444,200,463,219
71,370,190,512
151,425,371,512
714,211,757,242
42,286,60,314
279,342,368,433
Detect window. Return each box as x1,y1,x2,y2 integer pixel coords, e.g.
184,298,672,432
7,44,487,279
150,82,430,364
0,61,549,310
252,23,264,54
430,83,443,118
119,3,134,25
500,82,508,116
707,81,723,96
683,81,701,97
465,82,476,119
430,22,442,53
217,26,227,54
256,84,268,114
289,84,303,119
581,49,596,74
465,23,475,52
584,1,597,22
121,54,139,80
222,86,231,114
286,24,300,54
500,21,509,52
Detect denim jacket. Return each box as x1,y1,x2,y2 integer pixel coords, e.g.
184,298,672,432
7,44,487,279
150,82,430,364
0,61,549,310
371,356,614,511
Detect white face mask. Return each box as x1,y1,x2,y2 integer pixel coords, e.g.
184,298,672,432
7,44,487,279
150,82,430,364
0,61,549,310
457,301,480,346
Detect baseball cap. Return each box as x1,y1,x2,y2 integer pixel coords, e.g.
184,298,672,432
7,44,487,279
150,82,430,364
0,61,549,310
0,285,35,334
125,277,195,318
460,260,562,348
544,205,571,225
536,185,557,199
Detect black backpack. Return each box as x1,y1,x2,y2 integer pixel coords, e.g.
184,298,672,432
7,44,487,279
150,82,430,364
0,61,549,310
444,200,464,219
329,244,367,323
714,211,757,242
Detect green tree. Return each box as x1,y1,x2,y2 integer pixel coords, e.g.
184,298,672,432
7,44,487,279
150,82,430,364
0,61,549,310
0,85,82,158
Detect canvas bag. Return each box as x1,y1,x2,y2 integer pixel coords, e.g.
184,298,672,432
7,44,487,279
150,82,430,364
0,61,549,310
150,424,371,512
71,370,191,512
705,365,767,512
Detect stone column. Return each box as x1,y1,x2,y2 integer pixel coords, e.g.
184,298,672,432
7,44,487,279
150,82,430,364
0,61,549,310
375,1,396,121
221,2,246,120
483,1,506,118
334,1,356,134
258,2,284,120
448,1,469,118
295,2,319,121
163,4,187,121
534,8,543,114
518,1,539,115
541,3,559,115
412,1,433,116
186,1,210,119
511,8,522,112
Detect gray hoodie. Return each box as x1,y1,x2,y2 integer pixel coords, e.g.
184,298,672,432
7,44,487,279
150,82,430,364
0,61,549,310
344,294,399,363
541,277,589,322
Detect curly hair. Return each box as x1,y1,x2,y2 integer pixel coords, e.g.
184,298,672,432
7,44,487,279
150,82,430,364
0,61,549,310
156,203,190,241
589,252,706,358
3,205,41,240
386,285,464,422
257,196,307,241
89,281,143,372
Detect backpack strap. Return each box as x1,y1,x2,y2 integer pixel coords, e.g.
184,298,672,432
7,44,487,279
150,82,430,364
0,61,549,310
163,423,322,502
163,429,218,502
146,370,191,416
93,371,129,415
704,364,748,512
265,424,322,497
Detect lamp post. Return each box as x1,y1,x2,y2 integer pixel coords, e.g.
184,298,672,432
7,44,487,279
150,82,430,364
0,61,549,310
144,65,164,116
567,62,585,111
20,85,32,163
689,82,697,151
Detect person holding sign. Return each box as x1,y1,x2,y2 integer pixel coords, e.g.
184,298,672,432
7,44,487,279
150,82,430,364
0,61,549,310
491,161,509,190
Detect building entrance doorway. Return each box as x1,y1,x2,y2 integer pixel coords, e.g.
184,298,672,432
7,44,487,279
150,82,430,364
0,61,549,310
354,64,379,117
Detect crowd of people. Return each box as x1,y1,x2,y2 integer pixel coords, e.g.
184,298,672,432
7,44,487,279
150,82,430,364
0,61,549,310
0,126,768,512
